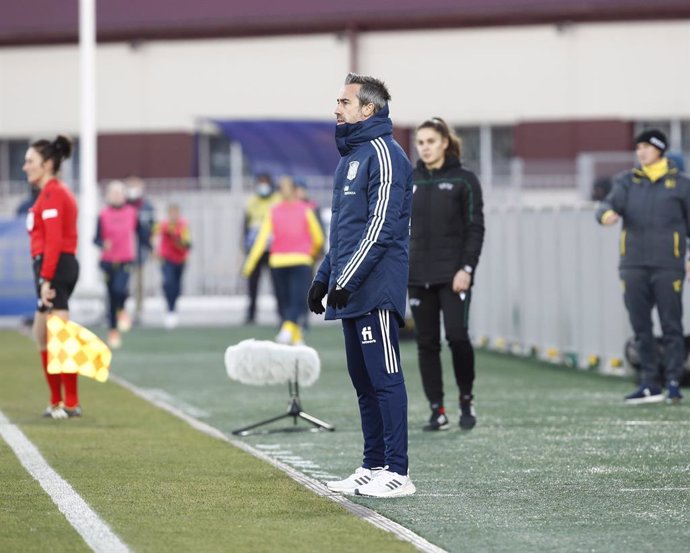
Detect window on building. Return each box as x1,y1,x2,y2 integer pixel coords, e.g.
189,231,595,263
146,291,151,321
492,126,514,178
209,134,231,178
455,126,480,172
8,139,30,183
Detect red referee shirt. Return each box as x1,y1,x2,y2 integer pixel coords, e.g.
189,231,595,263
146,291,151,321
27,178,78,280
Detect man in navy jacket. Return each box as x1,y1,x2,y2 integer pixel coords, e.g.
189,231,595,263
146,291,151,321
308,73,415,497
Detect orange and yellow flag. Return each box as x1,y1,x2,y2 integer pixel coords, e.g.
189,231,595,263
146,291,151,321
46,315,112,382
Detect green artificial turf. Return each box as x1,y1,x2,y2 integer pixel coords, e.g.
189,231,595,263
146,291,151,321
106,324,690,553
0,329,415,553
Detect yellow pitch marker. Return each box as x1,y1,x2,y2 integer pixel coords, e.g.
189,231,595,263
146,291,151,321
46,315,112,382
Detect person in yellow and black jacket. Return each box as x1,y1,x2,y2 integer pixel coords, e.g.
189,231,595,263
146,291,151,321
409,117,485,431
242,173,280,324
596,129,690,405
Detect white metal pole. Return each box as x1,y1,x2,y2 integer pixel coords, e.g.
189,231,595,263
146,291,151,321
78,0,99,293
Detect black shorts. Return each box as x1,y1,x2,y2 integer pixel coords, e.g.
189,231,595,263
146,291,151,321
33,253,80,313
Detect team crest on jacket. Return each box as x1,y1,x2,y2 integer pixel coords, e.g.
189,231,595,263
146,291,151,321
347,161,360,180
438,182,454,191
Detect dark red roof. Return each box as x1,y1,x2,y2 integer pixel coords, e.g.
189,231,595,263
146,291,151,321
2,0,689,46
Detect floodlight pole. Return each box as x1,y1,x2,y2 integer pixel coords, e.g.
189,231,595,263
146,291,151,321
78,0,99,292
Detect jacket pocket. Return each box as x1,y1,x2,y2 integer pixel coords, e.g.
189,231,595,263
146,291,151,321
619,230,626,256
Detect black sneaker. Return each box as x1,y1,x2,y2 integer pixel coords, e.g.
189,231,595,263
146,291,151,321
623,385,664,405
459,395,476,430
667,383,683,405
63,405,82,418
422,408,450,431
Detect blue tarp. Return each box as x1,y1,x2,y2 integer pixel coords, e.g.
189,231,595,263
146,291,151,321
0,217,35,316
211,119,340,178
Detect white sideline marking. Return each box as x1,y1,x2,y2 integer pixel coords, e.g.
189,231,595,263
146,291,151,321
110,374,448,553
147,389,210,418
0,410,131,553
621,487,690,492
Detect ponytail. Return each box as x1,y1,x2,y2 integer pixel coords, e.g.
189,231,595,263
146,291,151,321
31,135,72,173
416,117,462,160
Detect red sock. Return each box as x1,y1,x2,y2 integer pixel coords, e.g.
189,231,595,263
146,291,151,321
438,406,446,415
62,373,79,408
41,350,62,406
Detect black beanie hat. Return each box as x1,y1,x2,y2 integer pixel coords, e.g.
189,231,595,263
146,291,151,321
635,129,667,153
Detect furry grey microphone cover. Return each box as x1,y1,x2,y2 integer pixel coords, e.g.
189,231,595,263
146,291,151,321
224,339,321,387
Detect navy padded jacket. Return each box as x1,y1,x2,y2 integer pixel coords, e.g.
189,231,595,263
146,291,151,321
315,105,413,326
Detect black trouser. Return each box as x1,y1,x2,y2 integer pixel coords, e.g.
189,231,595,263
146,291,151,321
620,267,685,388
246,251,277,322
408,283,475,406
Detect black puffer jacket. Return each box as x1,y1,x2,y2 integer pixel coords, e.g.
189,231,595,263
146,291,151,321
409,156,485,286
595,158,690,270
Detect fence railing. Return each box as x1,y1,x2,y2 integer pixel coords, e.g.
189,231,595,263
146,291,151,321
470,204,690,371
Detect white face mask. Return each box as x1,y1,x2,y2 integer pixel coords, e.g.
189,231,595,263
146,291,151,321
127,187,142,200
256,183,272,197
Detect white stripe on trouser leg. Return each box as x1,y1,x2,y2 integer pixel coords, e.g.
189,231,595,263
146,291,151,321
0,409,131,553
377,310,392,374
378,310,398,374
382,310,399,374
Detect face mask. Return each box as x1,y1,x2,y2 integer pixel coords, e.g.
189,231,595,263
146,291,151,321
127,187,142,200
256,183,272,197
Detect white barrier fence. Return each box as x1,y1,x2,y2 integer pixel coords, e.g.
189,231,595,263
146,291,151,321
471,204,690,372
5,181,690,374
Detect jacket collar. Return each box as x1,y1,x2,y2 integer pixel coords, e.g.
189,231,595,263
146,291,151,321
335,104,393,156
632,156,679,179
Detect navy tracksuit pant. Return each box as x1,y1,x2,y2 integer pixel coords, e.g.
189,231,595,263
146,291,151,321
162,260,185,312
100,261,131,330
342,309,408,476
620,267,685,387
272,264,312,325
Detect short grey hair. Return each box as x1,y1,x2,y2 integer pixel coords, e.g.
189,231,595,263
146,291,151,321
344,73,391,114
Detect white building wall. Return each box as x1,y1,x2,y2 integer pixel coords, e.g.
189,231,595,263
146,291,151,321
365,21,690,125
0,20,689,135
0,34,350,135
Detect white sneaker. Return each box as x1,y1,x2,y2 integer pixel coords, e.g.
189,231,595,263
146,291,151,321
326,467,383,495
354,469,416,498
117,310,132,332
50,406,69,420
275,328,292,344
164,312,179,329
107,330,122,349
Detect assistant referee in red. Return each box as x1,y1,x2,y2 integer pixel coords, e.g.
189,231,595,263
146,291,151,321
23,135,81,419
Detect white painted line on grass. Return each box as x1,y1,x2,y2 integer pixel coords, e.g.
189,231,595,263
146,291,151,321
620,487,690,492
110,374,448,553
146,389,210,418
0,409,131,553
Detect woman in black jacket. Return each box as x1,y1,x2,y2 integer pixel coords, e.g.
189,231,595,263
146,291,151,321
409,117,485,431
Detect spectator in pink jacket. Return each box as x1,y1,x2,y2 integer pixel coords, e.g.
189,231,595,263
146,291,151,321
157,203,191,329
242,176,324,345
94,180,138,348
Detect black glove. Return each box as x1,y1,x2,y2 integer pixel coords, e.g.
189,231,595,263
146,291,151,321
327,285,351,309
307,281,328,314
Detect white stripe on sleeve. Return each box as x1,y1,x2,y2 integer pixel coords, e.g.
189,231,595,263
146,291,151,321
338,138,393,287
